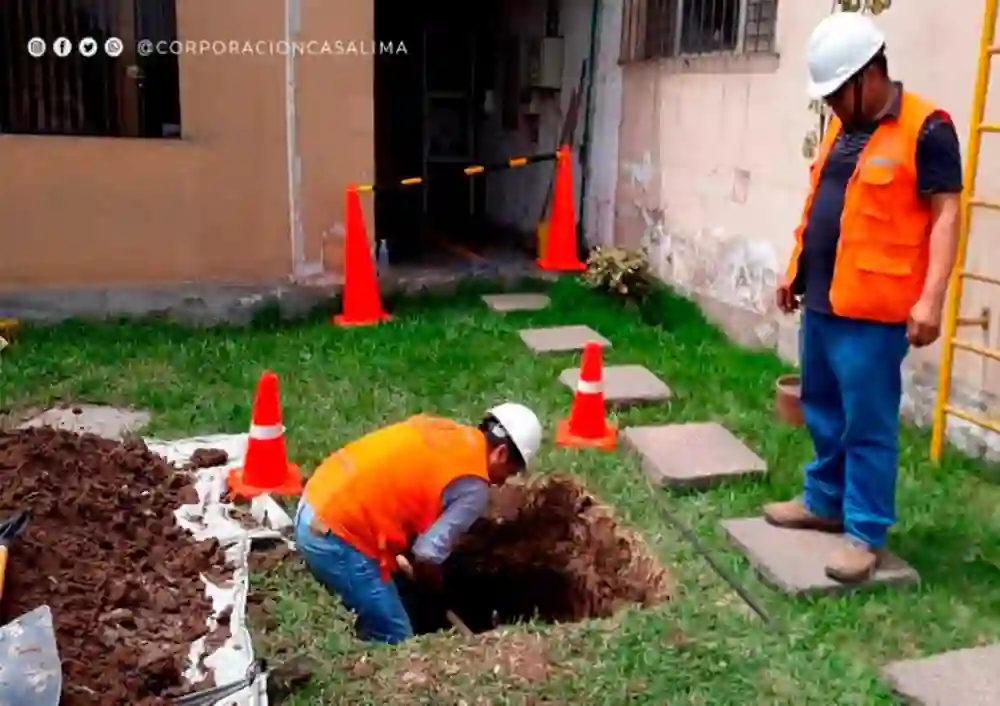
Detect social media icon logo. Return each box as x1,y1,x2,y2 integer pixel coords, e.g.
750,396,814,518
26,37,46,58
53,37,72,57
104,37,124,58
78,37,98,57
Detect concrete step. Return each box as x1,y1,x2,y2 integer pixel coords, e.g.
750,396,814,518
482,293,550,312
623,422,766,490
723,517,919,597
518,325,610,354
883,644,1000,706
559,365,671,407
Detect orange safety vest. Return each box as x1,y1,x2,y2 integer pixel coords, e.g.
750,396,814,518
787,91,940,324
304,415,490,578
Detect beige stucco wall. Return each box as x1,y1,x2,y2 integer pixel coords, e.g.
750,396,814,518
615,2,1000,451
0,0,373,290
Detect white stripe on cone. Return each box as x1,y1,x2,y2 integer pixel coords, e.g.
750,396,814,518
249,423,285,440
576,379,603,394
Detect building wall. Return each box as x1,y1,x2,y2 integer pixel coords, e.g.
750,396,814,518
585,0,624,246
481,0,621,246
0,0,374,290
615,2,1000,454
299,0,376,278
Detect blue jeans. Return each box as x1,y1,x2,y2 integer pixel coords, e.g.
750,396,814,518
294,501,413,644
800,310,909,548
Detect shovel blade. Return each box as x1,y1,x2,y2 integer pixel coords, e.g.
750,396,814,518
0,605,61,705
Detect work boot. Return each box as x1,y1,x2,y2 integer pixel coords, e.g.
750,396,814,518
762,498,844,532
825,538,880,583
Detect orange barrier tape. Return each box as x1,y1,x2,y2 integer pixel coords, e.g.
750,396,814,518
352,151,558,194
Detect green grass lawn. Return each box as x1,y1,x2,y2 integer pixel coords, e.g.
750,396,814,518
3,278,1000,705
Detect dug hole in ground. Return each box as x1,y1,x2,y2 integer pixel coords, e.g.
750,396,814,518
0,426,288,706
400,475,673,635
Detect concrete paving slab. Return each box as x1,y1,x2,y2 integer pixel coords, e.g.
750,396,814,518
883,644,1000,706
482,293,550,312
518,325,610,353
20,404,151,439
622,422,765,489
559,365,671,407
723,517,919,597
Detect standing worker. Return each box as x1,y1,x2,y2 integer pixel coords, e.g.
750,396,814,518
768,12,962,583
294,403,542,643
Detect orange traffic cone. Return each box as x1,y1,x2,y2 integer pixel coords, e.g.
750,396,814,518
334,186,391,326
538,146,586,272
556,341,617,450
228,371,303,499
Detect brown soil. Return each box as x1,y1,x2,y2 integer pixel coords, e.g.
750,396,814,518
188,447,229,469
0,428,230,705
406,475,671,634
249,541,294,573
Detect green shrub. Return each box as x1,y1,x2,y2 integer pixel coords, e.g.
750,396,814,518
581,246,655,305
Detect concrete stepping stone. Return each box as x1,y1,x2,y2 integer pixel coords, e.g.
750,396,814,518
622,422,765,489
482,293,550,312
559,365,671,407
519,325,610,353
20,404,151,439
883,644,1000,706
722,517,919,597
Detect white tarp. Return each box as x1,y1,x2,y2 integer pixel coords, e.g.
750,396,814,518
147,433,294,706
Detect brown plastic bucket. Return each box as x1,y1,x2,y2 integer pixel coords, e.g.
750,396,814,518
775,374,803,427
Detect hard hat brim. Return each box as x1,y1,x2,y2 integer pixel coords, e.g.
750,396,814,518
807,75,849,100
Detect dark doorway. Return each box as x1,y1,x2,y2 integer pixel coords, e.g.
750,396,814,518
373,0,508,267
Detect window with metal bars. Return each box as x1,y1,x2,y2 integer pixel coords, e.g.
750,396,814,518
621,0,777,62
0,0,181,138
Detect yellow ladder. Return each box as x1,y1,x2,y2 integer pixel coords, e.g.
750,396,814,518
931,0,1000,461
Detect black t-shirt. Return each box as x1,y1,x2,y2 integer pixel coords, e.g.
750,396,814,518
798,88,963,312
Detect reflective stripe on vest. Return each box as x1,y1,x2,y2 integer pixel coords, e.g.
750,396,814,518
786,90,938,324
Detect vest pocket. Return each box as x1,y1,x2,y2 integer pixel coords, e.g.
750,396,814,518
855,250,913,277
836,249,919,322
856,167,896,219
854,168,925,246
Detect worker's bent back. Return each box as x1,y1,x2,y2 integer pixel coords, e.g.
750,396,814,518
304,415,489,571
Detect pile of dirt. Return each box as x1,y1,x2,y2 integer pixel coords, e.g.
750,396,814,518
432,475,671,633
187,447,229,469
0,428,229,705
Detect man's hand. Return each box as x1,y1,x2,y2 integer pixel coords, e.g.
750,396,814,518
907,296,944,347
911,192,959,347
776,276,799,314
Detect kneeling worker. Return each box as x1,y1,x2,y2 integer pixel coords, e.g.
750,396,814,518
294,403,542,644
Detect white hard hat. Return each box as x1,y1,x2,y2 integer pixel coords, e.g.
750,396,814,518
486,402,542,465
806,12,886,99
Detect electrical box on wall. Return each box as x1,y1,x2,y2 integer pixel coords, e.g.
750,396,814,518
526,36,563,91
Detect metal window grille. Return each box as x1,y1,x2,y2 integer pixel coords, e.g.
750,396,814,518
0,0,181,138
644,0,677,59
743,0,777,54
620,0,778,62
620,0,645,63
